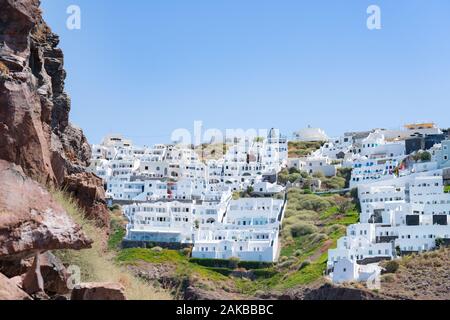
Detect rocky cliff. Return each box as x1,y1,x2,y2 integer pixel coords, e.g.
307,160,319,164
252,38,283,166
0,0,90,185
0,0,114,300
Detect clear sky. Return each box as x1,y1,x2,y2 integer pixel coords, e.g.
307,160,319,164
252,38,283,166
41,0,450,146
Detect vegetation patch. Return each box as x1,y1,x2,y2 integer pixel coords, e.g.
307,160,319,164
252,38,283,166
108,208,127,250
51,190,171,300
288,141,324,158
117,248,229,282
0,61,9,75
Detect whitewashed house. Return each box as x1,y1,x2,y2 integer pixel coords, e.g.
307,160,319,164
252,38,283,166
328,171,450,284
91,131,288,262
252,182,285,196
192,198,286,262
293,127,328,142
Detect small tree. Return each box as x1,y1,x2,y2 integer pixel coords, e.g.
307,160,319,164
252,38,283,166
228,257,240,269
420,151,431,162
435,237,445,249
289,167,301,174
338,199,353,214
384,260,399,274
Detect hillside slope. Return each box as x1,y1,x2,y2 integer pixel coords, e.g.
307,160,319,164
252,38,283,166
377,248,450,300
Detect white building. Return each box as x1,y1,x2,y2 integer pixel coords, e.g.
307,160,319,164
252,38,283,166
90,131,288,262
380,122,442,141
252,182,285,196
331,258,381,284
328,171,450,284
293,127,328,142
349,155,405,188
303,155,337,177
192,198,286,262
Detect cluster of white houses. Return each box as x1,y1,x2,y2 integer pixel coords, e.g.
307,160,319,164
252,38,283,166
89,130,288,262
294,123,450,283
90,122,450,267
325,127,450,284
290,123,447,189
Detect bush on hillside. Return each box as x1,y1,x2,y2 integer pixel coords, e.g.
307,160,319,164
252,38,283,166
290,222,318,238
293,194,335,212
298,260,311,270
384,260,400,274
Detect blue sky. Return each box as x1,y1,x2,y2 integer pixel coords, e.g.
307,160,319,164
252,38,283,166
41,0,450,146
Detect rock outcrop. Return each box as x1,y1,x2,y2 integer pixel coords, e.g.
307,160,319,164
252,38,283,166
0,0,109,224
38,251,70,295
259,283,386,300
71,282,126,300
0,1,126,301
0,0,91,186
21,251,69,296
0,272,31,300
64,173,110,229
0,160,92,261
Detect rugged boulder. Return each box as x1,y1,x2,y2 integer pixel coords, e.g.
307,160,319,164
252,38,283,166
21,251,69,296
0,272,31,300
302,283,384,300
0,160,92,261
64,173,110,229
21,253,45,295
70,282,126,300
39,251,70,295
0,0,91,186
265,283,387,300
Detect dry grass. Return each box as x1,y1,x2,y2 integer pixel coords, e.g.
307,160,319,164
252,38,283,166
0,62,9,75
51,190,172,300
196,143,229,161
378,248,450,300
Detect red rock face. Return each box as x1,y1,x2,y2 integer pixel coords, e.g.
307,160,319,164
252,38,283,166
64,173,110,229
0,0,91,186
0,160,92,261
0,0,109,229
71,282,126,301
0,272,31,300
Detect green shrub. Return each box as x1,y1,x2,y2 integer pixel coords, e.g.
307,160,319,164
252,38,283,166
182,247,192,257
207,267,233,276
109,204,121,211
298,260,311,270
278,259,296,269
189,257,272,269
290,222,318,237
324,224,346,235
384,260,400,273
292,194,335,212
289,167,301,174
293,249,303,257
307,233,328,246
312,172,325,179
323,176,346,190
435,237,445,249
252,269,278,279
